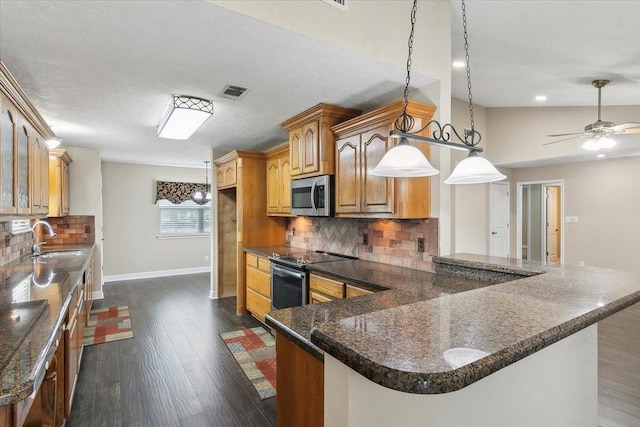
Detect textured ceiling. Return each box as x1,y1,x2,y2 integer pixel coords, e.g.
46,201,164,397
0,1,638,168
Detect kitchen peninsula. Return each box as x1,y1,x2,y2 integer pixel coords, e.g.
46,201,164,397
0,245,94,426
264,252,640,427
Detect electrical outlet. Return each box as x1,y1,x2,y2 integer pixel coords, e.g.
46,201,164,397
417,237,425,252
205,255,209,262
85,225,91,233
292,227,296,236
362,233,368,245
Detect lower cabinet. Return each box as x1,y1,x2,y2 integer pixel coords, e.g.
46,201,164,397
346,283,373,298
245,253,272,322
65,279,84,417
309,274,344,304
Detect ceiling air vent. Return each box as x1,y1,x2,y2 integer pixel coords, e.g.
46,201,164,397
321,0,348,11
220,84,250,100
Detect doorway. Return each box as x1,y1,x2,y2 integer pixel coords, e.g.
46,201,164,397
516,180,564,264
490,182,510,258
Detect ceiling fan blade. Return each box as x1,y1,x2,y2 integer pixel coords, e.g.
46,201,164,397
611,122,640,132
620,127,640,134
546,132,584,138
543,135,581,146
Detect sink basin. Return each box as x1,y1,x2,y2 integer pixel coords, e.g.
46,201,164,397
39,250,84,258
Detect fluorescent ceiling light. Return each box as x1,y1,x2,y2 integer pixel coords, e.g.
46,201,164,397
158,95,213,140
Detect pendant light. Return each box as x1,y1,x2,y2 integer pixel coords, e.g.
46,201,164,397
371,0,505,185
193,160,211,201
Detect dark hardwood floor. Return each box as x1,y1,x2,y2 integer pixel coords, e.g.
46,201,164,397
66,273,275,427
598,302,640,427
67,273,639,427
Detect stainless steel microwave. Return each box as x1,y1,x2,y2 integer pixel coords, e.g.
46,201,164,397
290,175,333,216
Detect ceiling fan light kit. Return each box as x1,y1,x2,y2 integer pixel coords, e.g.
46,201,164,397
157,95,214,140
371,0,505,185
546,79,640,151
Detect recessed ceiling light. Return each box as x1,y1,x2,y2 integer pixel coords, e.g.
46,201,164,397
597,153,605,158
452,60,465,68
535,95,547,102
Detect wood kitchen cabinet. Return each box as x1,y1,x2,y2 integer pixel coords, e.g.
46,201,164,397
281,104,360,179
266,143,293,216
0,61,56,218
214,150,286,315
49,148,71,217
332,100,436,219
245,253,272,322
65,277,84,417
346,283,373,298
216,158,237,189
309,273,344,304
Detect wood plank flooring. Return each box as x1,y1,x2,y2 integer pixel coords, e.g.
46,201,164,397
598,302,640,427
66,273,275,426
67,273,639,426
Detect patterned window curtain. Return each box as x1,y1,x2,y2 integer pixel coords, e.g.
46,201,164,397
155,181,211,205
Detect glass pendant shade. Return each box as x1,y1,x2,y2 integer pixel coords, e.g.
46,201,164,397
193,190,203,200
370,138,440,177
444,152,506,184
582,135,615,151
205,192,212,201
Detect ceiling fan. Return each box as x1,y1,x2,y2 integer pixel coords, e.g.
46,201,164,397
544,79,640,150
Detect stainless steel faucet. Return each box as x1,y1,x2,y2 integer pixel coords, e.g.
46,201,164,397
31,220,57,256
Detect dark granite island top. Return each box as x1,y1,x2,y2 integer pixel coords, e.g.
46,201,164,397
0,244,94,406
265,253,640,395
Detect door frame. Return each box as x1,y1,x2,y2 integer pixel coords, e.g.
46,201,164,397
489,181,511,258
516,179,564,264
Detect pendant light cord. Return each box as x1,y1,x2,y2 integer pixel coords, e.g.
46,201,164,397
395,0,418,134
462,0,479,146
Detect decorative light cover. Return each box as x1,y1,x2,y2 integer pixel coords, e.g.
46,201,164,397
370,138,439,177
444,152,506,184
158,95,214,140
582,135,616,151
45,137,61,149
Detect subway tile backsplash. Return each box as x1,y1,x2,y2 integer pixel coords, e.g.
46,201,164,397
285,217,438,272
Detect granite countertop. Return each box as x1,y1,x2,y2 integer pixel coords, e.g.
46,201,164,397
0,244,94,406
263,251,640,395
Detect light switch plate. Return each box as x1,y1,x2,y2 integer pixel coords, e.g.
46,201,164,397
565,216,579,223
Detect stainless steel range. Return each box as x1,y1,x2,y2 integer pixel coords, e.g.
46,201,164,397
269,250,356,310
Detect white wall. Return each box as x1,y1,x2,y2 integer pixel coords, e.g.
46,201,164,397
67,146,104,294
510,156,640,272
102,161,211,278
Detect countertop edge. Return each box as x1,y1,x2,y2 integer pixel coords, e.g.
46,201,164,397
265,313,324,362
0,244,95,406
311,290,640,394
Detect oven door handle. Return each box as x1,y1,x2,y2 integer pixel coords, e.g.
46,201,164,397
271,264,305,280
310,181,317,214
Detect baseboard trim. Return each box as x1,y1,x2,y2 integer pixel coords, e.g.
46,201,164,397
104,267,211,283
209,289,217,300
91,291,105,300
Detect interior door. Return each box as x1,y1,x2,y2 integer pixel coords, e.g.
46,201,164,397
490,182,510,258
546,186,560,264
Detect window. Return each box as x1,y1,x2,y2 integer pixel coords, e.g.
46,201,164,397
158,199,211,238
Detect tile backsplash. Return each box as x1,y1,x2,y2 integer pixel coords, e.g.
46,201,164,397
285,216,438,272
0,215,96,266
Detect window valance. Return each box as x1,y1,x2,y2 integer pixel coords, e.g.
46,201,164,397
155,180,211,205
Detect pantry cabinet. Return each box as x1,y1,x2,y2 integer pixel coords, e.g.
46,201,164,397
281,104,360,179
266,143,292,216
332,100,436,219
49,148,72,217
0,61,55,217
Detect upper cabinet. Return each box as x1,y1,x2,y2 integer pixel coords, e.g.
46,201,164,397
0,61,55,218
266,143,293,216
216,157,238,189
49,148,72,217
332,100,436,219
281,104,360,179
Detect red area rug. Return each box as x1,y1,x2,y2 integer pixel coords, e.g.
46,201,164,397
83,305,134,346
220,327,276,399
